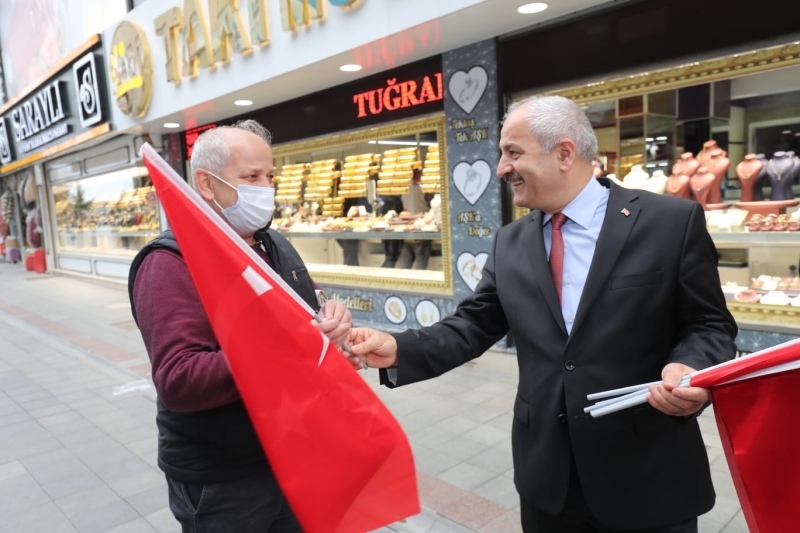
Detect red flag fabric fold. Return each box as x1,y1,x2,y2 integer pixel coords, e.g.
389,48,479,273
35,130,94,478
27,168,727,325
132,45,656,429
140,144,419,533
710,370,800,533
686,338,800,533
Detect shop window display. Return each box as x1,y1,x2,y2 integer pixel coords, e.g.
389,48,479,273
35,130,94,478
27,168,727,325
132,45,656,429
52,166,160,256
511,42,800,327
270,116,452,295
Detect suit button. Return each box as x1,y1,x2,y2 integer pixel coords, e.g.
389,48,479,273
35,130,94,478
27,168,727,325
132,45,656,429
565,360,576,371
558,413,567,423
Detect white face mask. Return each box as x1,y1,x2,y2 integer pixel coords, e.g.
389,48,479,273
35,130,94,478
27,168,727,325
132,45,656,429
207,171,275,234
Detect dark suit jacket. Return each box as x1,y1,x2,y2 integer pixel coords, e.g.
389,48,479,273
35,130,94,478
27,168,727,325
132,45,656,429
386,179,737,529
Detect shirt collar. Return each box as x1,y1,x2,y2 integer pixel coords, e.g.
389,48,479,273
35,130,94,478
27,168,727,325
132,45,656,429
543,177,605,230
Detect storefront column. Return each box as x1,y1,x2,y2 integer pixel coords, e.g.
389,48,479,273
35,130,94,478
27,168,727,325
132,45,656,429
443,39,503,304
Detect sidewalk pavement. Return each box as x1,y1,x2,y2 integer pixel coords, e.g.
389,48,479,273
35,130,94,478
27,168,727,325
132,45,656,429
0,263,748,533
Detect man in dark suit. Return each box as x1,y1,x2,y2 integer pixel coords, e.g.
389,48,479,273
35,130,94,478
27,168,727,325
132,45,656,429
347,95,737,532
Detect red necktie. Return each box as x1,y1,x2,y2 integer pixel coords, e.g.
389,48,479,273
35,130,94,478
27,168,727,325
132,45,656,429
549,213,568,306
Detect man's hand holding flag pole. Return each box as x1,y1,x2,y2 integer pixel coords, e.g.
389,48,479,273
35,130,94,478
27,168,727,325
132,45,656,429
585,338,800,533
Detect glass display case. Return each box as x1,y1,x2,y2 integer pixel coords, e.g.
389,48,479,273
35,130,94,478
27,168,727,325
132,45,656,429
52,165,160,256
271,115,453,295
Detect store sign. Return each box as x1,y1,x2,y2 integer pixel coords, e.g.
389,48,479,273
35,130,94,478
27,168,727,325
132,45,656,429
0,119,12,165
0,46,109,167
153,0,366,85
73,53,103,128
352,72,443,118
185,123,217,158
109,21,154,118
11,81,69,153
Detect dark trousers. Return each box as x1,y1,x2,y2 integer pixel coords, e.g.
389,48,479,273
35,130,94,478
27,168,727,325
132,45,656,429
520,459,698,533
166,474,302,533
382,240,401,268
397,240,432,270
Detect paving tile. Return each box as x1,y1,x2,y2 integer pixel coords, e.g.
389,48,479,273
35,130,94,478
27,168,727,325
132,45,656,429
107,470,166,499
0,472,51,516
20,448,88,484
0,411,31,428
19,395,61,411
472,475,519,509
0,460,27,481
41,471,106,501
698,516,726,533
417,473,465,511
27,403,74,418
1,501,78,533
433,437,489,462
69,500,140,533
56,485,123,519
463,425,510,447
465,447,514,475
101,518,159,533
124,437,158,456
477,509,523,533
437,491,508,530
412,445,466,477
124,484,169,516
438,463,497,492
701,496,742,526
108,425,155,445
725,509,749,531
37,410,85,430
144,507,180,533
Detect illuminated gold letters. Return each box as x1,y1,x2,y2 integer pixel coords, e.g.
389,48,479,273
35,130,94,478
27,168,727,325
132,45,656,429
183,0,216,78
154,8,183,84
210,0,253,63
247,0,270,46
280,0,326,32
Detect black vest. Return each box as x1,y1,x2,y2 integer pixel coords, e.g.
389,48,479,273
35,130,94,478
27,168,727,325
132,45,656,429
128,228,320,483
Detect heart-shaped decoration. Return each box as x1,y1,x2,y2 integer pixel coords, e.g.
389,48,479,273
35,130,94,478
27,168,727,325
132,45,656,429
457,252,488,292
448,66,488,115
453,160,492,205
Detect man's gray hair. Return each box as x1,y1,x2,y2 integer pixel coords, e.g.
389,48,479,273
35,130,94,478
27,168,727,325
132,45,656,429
506,95,597,163
190,119,272,177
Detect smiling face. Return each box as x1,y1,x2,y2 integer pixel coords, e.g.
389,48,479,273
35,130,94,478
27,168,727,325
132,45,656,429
497,105,593,214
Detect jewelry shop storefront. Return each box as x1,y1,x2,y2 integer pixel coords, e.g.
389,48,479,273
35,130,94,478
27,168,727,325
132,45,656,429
501,0,800,351
0,35,122,275
188,51,495,331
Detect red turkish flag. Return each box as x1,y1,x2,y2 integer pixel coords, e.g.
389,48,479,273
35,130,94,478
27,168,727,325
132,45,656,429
140,144,419,532
690,339,800,533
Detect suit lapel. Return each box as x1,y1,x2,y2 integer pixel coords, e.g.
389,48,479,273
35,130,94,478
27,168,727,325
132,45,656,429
567,183,640,344
523,211,567,336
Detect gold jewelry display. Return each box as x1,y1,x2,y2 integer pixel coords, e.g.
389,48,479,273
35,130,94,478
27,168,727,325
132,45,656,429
769,159,793,181
737,162,755,179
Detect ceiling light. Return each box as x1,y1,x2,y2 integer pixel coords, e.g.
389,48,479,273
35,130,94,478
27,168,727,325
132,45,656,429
782,130,792,134
235,99,253,106
645,137,655,142
656,136,668,141
164,123,180,128
340,64,362,72
517,2,548,14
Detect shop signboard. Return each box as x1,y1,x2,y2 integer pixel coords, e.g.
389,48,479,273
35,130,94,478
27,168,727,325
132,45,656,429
0,41,110,169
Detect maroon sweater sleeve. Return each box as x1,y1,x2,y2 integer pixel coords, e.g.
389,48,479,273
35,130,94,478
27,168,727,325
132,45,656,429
133,249,239,412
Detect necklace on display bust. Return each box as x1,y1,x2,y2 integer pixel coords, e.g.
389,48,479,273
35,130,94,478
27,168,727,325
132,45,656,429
668,182,683,193
770,158,793,181
737,162,756,179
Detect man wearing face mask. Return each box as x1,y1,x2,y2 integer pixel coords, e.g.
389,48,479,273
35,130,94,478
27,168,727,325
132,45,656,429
128,120,352,532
